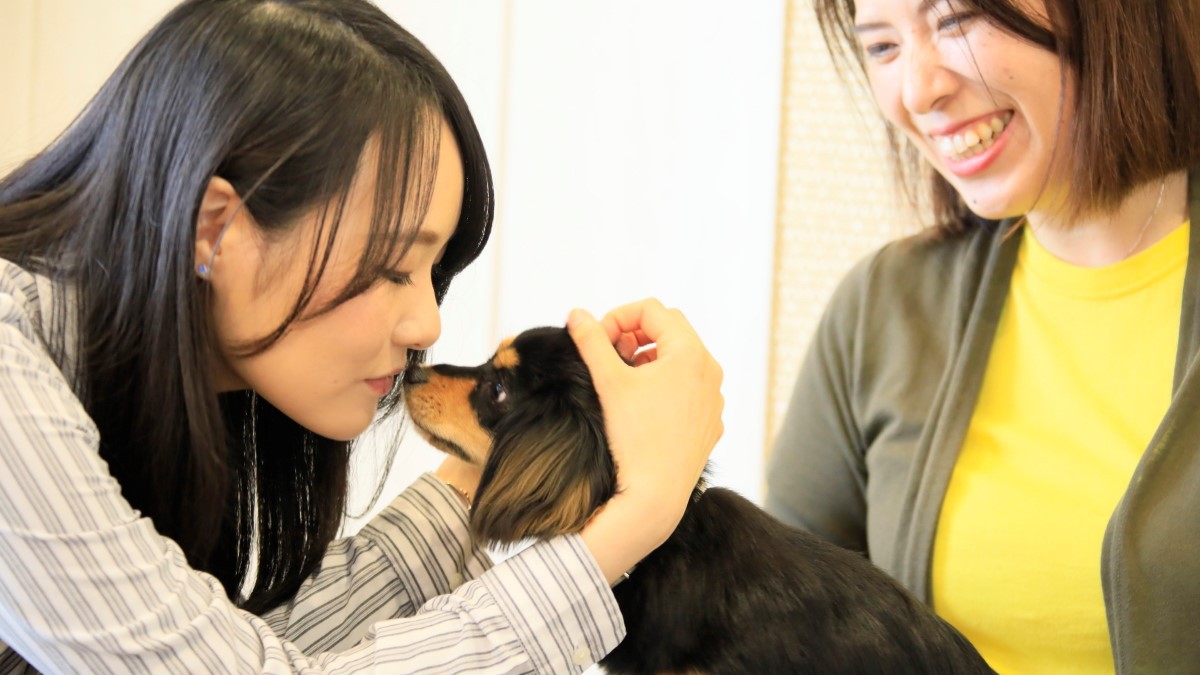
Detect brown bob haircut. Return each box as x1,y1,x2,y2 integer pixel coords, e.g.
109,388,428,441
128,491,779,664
813,0,1200,234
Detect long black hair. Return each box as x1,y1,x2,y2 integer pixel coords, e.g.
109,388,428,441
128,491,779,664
0,0,492,613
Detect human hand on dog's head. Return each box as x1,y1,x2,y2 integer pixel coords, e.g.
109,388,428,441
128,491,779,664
402,299,722,584
568,299,724,579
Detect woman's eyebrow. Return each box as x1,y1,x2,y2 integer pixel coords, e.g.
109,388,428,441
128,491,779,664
853,20,890,34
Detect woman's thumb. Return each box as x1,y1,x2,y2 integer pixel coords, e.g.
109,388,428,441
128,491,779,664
567,308,624,378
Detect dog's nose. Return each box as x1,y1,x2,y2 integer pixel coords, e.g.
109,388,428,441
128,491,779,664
404,367,430,385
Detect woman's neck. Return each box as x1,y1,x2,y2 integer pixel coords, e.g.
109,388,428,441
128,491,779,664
1025,171,1190,267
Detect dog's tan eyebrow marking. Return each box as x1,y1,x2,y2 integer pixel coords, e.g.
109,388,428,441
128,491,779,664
493,337,520,369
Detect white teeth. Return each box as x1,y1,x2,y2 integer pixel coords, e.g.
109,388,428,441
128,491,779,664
935,113,1011,161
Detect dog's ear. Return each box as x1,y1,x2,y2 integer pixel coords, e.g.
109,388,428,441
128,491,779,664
470,399,616,546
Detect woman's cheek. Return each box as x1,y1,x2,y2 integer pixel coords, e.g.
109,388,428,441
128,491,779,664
869,71,905,128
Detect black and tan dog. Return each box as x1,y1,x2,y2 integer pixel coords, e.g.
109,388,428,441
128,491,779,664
403,327,994,674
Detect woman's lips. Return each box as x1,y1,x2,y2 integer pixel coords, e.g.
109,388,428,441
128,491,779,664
365,374,397,396
936,114,1014,178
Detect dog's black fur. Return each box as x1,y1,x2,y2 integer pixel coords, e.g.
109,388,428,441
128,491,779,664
403,327,994,674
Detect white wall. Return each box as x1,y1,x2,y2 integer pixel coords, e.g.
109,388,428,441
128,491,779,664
350,1,785,529
0,1,786,531
0,1,180,173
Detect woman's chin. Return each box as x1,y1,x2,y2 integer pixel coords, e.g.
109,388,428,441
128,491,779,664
297,409,374,442
958,195,1025,222
951,174,1056,223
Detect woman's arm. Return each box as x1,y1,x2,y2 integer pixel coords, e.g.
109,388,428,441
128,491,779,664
763,255,874,553
258,473,492,654
0,278,621,674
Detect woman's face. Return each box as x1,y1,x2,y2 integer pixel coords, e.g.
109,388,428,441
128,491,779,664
210,122,463,440
854,0,1071,219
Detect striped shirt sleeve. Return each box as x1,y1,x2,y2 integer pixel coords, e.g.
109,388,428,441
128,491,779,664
259,474,497,654
0,261,625,674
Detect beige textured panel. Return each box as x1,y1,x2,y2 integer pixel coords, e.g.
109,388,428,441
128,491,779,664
0,2,36,174
766,1,921,450
22,1,175,165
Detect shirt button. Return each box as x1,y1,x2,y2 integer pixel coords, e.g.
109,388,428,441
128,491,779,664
571,646,591,667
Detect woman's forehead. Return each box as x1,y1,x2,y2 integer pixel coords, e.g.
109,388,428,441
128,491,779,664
345,120,461,250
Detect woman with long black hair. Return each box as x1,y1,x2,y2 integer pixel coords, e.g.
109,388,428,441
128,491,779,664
0,1,723,671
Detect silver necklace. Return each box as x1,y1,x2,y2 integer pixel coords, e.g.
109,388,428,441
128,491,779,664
1124,177,1168,259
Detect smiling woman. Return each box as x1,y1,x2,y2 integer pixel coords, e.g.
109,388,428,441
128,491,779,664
817,0,1198,246
854,3,1070,218
767,0,1200,673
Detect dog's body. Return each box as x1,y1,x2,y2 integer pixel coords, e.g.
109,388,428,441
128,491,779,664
605,486,989,674
403,327,994,674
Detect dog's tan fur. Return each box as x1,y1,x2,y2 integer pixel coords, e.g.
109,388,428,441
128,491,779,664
404,372,491,465
404,338,601,542
492,338,519,369
470,422,600,542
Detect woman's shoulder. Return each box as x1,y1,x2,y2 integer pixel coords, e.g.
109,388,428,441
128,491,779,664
0,256,78,379
832,221,1003,315
0,256,49,339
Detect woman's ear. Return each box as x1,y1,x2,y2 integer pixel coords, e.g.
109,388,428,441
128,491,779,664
194,177,243,277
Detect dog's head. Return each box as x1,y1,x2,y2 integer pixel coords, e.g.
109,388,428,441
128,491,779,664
402,327,617,546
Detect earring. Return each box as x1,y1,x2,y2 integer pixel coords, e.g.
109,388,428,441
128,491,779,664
197,264,210,278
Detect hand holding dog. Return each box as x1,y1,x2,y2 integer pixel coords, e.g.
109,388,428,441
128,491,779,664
568,299,724,583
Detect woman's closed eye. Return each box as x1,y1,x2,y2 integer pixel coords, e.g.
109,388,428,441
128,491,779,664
381,270,414,287
936,10,979,34
862,39,899,60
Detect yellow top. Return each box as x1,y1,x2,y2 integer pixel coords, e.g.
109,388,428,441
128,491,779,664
931,221,1190,674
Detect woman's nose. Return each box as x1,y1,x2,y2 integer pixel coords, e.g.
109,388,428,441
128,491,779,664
901,39,956,115
393,282,441,351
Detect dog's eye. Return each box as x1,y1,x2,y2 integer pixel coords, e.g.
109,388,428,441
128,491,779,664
492,381,508,404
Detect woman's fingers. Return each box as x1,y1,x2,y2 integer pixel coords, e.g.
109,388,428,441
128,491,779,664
567,308,627,378
574,299,725,576
571,300,677,373
573,301,723,495
595,298,693,351
615,332,640,363
631,347,657,367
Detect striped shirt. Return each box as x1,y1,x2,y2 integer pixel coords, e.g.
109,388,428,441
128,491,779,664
0,258,624,673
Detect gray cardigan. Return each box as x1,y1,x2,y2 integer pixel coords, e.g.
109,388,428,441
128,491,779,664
765,171,1200,673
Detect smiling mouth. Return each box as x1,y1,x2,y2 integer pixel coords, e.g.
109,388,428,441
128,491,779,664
933,111,1013,161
